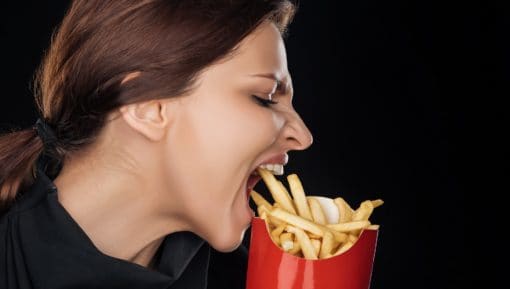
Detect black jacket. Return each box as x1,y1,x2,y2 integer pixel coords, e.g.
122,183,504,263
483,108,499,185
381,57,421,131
0,158,248,289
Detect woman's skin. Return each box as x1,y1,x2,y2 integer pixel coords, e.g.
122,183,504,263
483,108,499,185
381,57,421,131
53,20,313,268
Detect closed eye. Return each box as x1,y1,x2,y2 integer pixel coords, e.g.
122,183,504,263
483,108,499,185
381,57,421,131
252,95,279,107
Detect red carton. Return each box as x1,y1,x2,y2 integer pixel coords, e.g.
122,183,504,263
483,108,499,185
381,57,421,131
246,216,379,289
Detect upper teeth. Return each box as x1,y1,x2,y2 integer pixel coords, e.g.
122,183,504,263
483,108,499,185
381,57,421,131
258,163,284,175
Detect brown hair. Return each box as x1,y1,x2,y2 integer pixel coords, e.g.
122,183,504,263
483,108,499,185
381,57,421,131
0,0,297,214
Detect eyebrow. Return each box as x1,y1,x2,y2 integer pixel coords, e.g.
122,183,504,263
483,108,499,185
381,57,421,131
249,73,290,95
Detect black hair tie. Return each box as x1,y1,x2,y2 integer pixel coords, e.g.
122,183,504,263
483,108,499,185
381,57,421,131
33,118,62,179
35,118,58,149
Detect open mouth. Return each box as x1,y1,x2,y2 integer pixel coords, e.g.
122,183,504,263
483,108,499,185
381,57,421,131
244,153,288,202
244,164,285,201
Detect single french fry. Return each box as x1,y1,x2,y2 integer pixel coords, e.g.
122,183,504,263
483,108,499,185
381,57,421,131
259,210,278,244
286,225,318,259
311,239,321,257
288,239,301,255
308,232,322,239
352,200,374,221
330,230,348,243
271,223,287,245
348,234,358,243
258,205,285,226
319,231,335,259
250,190,273,210
257,168,297,214
269,207,324,237
259,208,268,221
334,240,354,256
351,201,373,236
307,197,327,225
327,220,371,232
280,232,294,251
371,199,384,208
277,181,298,213
257,205,270,223
367,224,380,230
269,216,285,226
334,197,354,223
287,174,313,221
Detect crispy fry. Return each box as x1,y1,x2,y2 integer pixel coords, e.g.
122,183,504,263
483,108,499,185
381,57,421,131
280,232,294,251
271,223,287,245
269,207,324,237
367,224,380,230
311,239,321,257
307,197,327,225
333,240,354,256
277,181,299,214
327,220,371,232
258,205,285,226
348,234,358,243
287,174,313,221
334,197,354,223
319,231,335,259
352,200,374,221
288,239,301,255
330,230,348,243
371,199,384,208
259,208,268,221
250,190,273,210
257,168,297,214
286,225,318,260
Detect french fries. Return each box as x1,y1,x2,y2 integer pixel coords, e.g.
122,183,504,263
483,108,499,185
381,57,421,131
287,174,313,221
307,197,327,225
257,169,297,214
250,168,383,260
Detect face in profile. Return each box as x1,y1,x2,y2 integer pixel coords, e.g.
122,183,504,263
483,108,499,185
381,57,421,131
158,20,313,252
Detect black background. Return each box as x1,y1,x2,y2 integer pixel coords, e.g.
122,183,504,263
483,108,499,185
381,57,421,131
1,1,499,288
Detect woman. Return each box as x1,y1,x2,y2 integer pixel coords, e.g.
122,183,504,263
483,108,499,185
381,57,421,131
0,0,313,288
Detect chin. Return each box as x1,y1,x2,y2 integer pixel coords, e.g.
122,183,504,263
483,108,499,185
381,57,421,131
212,241,242,253
209,226,248,252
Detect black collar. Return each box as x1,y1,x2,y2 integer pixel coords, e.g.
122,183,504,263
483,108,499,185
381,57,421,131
2,159,210,289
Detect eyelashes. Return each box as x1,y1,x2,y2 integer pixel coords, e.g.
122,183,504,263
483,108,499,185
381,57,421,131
252,95,279,108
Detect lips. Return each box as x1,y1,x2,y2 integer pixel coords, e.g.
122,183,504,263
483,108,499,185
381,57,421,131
254,153,289,170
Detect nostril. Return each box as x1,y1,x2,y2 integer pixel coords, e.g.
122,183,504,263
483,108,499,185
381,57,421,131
286,135,309,150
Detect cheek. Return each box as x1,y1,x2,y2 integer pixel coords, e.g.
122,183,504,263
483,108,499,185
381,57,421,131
178,95,276,186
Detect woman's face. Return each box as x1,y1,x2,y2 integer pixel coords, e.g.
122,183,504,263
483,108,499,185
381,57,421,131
162,21,313,252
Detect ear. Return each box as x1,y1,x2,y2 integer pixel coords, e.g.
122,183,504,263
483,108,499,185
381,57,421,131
119,99,171,142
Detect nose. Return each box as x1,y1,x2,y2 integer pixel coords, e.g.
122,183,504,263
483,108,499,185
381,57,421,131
281,109,314,151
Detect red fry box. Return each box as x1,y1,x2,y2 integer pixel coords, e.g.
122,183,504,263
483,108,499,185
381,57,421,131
246,197,379,289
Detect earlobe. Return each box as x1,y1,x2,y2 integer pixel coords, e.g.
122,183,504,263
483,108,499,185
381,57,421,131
119,100,170,142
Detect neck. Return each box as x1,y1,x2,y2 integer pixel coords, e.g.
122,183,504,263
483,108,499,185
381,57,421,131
52,152,187,268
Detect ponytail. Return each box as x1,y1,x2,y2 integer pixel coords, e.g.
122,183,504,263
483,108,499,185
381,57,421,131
0,126,44,214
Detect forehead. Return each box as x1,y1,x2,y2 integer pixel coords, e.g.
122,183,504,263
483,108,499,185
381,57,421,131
233,21,288,72
206,21,291,86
